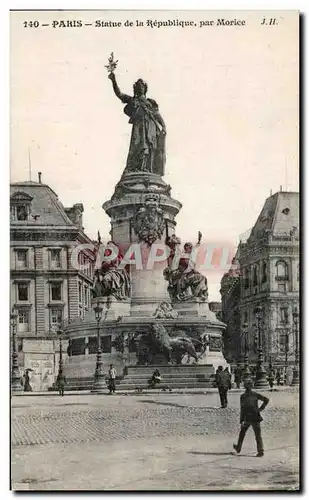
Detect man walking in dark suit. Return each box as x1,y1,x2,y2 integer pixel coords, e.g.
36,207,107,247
216,366,232,408
233,378,269,457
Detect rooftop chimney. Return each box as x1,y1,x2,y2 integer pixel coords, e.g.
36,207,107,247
270,189,272,196
280,185,283,192
38,172,42,183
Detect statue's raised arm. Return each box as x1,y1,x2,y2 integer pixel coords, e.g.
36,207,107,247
108,72,131,104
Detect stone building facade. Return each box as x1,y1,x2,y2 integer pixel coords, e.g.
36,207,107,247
221,190,299,365
10,176,96,390
220,261,241,363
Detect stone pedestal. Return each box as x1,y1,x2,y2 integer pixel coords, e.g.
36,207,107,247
173,300,214,318
91,297,131,321
103,172,182,316
130,268,170,317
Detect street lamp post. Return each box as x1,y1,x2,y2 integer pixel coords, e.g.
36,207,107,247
92,301,106,394
254,306,268,389
57,324,64,379
242,323,251,379
11,308,21,393
291,308,299,386
284,327,290,385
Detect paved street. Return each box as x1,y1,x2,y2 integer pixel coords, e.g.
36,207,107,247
11,390,299,491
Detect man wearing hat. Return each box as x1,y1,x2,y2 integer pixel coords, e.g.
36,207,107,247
233,378,269,457
216,365,232,408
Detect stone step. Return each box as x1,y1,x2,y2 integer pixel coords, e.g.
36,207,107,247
51,364,217,391
126,366,214,374
121,374,214,380
55,377,216,391
62,381,214,391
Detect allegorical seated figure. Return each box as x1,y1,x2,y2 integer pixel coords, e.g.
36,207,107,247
163,239,208,302
92,242,130,300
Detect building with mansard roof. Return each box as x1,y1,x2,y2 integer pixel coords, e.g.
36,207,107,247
10,174,96,390
221,190,299,366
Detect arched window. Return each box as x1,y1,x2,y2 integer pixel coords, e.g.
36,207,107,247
253,266,258,286
276,260,288,279
10,192,33,221
262,261,267,283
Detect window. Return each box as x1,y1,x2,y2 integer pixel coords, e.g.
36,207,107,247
78,282,82,303
279,332,288,353
253,267,258,286
84,286,88,307
85,259,90,277
11,204,29,221
70,338,86,356
262,261,267,283
50,249,61,268
101,335,112,353
244,311,248,324
278,283,286,293
10,192,32,221
51,283,62,301
16,249,28,268
129,335,137,353
50,309,62,327
244,268,249,289
18,310,29,333
280,307,289,324
16,205,28,221
276,260,288,279
17,283,28,301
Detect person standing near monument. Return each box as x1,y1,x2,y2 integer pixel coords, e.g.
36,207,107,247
57,371,67,397
23,369,32,392
234,363,242,389
108,364,117,395
233,378,269,457
216,366,231,408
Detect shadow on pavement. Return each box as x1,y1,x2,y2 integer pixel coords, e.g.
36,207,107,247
140,400,222,410
140,400,187,408
189,451,253,457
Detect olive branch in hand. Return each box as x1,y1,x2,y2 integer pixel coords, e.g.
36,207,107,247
105,52,118,73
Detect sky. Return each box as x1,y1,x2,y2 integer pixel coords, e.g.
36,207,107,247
10,10,299,300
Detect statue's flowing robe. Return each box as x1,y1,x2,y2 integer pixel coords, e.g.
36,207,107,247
121,95,166,175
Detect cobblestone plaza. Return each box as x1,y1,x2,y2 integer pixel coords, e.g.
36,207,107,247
11,389,299,491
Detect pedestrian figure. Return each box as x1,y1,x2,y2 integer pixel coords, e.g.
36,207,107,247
276,369,282,386
57,372,67,397
108,364,117,394
149,369,161,388
216,366,232,408
234,364,242,389
267,368,275,390
233,378,269,457
23,369,32,392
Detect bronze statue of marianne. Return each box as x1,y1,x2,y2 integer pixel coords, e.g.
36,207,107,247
108,72,166,176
